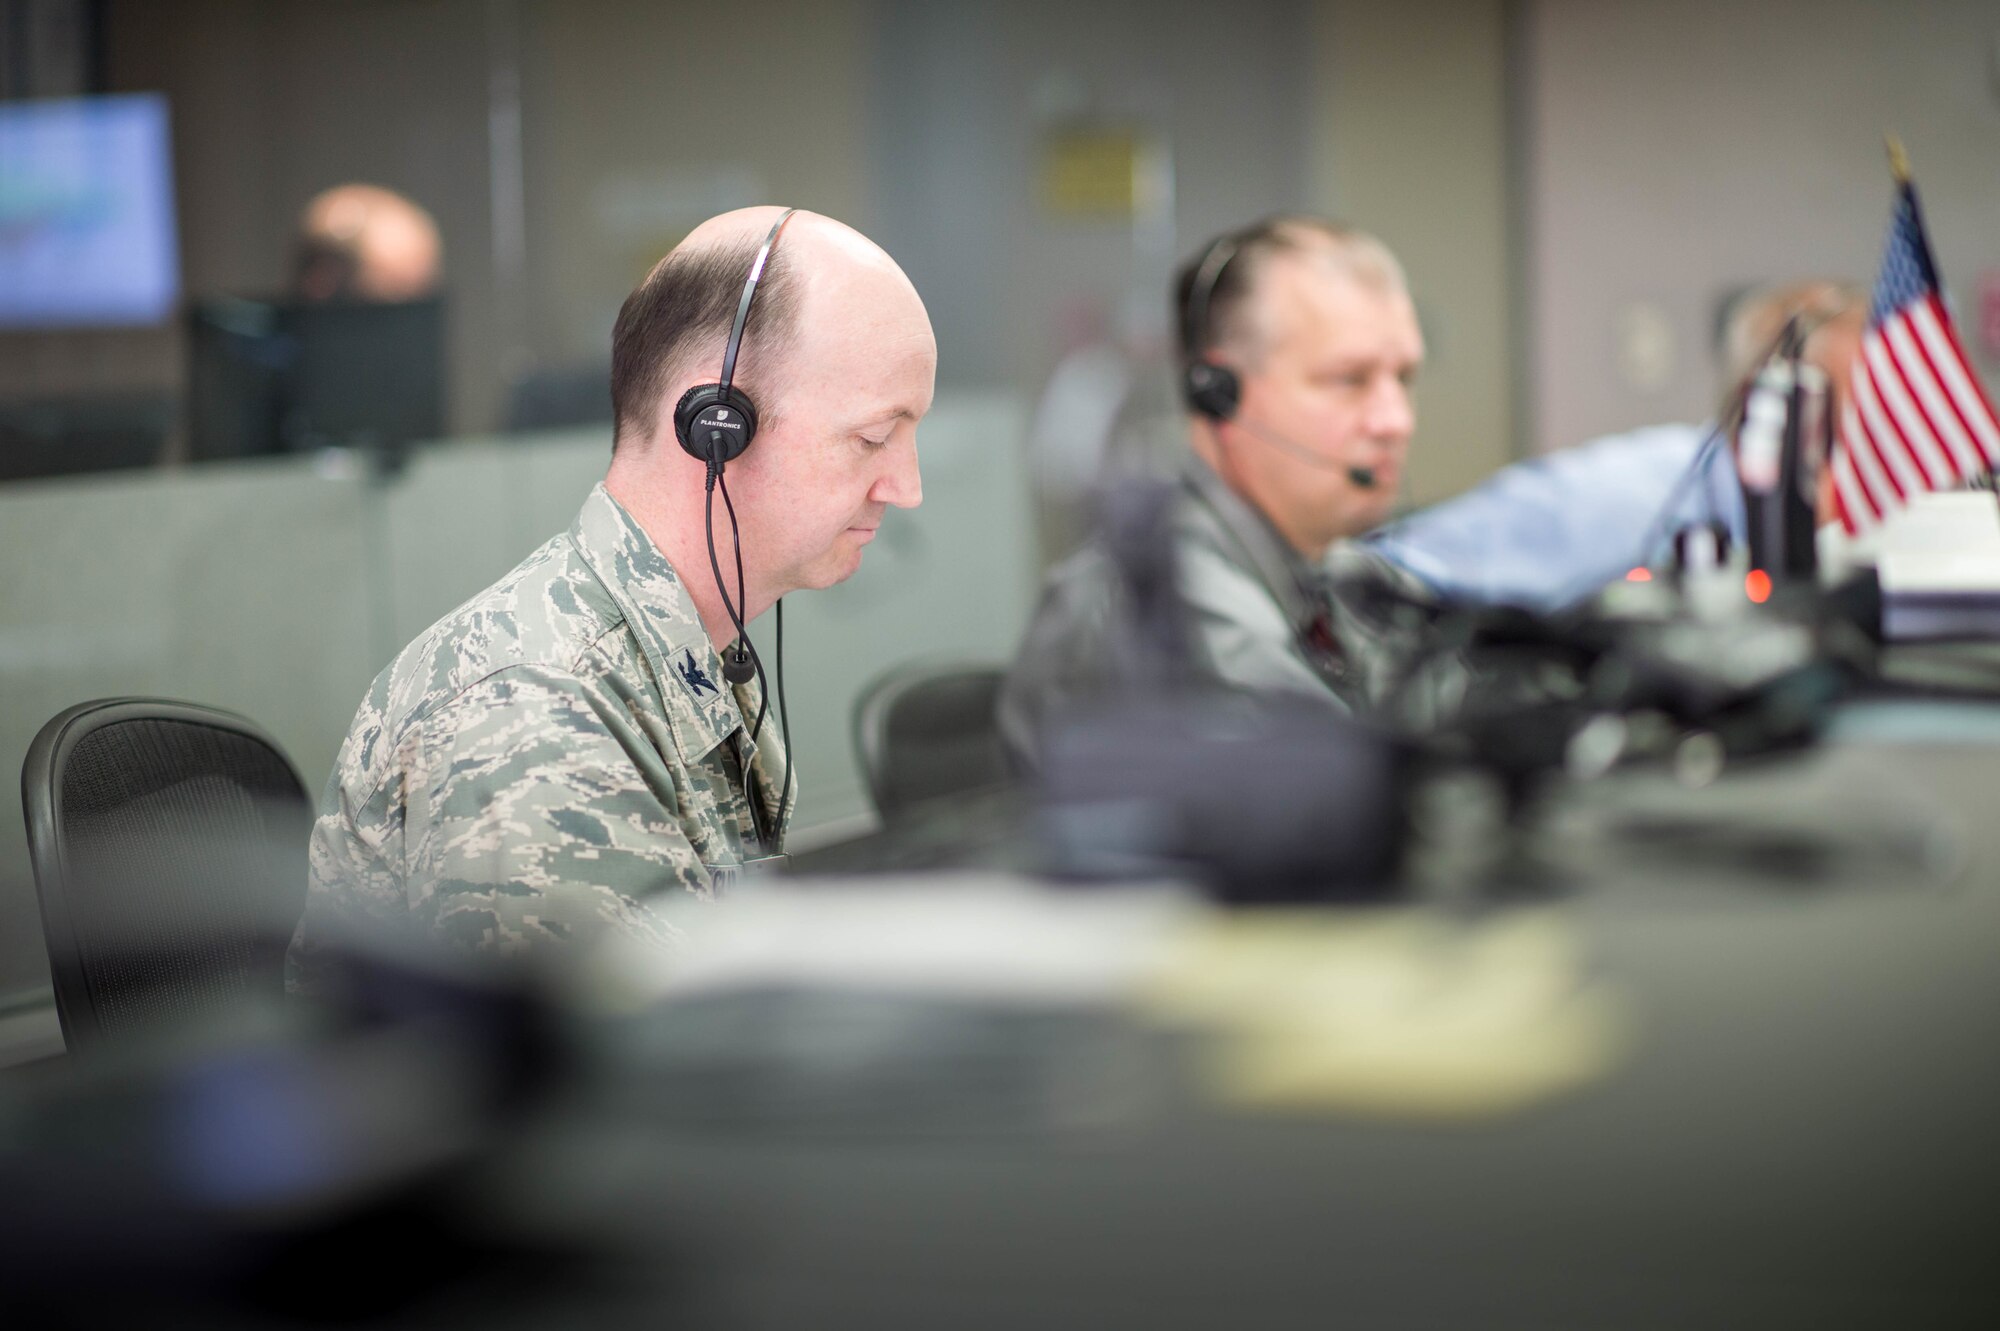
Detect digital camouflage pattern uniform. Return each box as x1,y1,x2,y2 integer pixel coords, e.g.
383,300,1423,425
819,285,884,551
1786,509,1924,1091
288,484,790,993
997,460,1454,765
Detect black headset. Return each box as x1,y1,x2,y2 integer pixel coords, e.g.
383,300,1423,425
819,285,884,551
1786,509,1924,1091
668,208,796,855
1180,233,1246,422
673,207,797,468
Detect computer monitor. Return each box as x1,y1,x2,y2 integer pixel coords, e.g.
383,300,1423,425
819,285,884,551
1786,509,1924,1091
280,298,445,453
185,297,446,463
0,392,174,482
184,299,286,462
0,93,180,328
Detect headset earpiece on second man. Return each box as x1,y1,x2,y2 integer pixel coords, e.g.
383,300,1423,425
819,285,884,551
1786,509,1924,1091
1183,359,1242,423
1181,236,1244,423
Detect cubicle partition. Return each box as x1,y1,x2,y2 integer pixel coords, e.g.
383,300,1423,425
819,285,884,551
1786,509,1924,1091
0,394,1036,999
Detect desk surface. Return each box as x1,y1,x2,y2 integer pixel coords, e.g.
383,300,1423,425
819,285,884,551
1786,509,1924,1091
6,722,1997,1328
519,734,2000,1329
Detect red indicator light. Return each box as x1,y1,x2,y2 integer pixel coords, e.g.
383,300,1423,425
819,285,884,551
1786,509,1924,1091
1625,567,1653,583
1745,569,1772,603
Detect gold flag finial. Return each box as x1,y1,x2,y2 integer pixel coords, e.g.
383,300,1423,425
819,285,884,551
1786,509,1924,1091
1886,135,1911,185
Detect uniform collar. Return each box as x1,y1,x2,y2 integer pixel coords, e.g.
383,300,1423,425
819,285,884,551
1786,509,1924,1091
1180,459,1324,629
570,483,751,763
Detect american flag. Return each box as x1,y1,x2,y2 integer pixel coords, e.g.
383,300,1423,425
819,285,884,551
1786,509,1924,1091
1829,179,2000,535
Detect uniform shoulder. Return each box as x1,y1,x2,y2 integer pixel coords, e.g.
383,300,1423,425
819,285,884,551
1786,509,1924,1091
403,529,622,693
337,529,626,797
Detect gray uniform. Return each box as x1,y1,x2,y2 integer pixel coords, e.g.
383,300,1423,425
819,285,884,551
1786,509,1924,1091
288,483,791,991
998,461,1446,764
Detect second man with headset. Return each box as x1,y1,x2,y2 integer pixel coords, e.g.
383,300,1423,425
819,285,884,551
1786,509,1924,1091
999,215,1441,764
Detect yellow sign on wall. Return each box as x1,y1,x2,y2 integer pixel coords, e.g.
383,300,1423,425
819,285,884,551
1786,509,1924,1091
1039,127,1142,220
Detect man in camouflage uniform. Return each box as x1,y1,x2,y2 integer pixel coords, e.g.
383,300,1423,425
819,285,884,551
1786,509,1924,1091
290,209,934,988
999,217,1443,764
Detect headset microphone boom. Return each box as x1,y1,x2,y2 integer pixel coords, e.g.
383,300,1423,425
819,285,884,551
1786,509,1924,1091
1223,414,1379,490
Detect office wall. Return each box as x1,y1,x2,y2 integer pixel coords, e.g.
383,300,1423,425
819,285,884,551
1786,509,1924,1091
1308,0,1519,497
519,0,872,375
84,0,873,436
1525,0,2000,453
869,0,1313,397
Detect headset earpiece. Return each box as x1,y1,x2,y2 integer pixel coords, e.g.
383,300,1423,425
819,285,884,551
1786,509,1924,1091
675,207,797,856
674,383,759,466
672,207,793,473
1180,233,1246,423
1182,359,1241,422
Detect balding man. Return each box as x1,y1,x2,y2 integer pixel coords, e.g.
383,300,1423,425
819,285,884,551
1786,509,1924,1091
999,216,1442,763
290,208,933,986
293,183,443,303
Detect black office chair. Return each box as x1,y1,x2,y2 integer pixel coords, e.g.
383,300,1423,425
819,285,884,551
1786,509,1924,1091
851,662,1011,823
20,698,312,1054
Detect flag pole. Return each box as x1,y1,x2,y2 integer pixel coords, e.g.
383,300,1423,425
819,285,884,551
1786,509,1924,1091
1885,135,1911,186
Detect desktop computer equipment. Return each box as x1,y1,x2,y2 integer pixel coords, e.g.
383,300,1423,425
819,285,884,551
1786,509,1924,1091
0,94,179,329
184,296,446,464
0,94,179,480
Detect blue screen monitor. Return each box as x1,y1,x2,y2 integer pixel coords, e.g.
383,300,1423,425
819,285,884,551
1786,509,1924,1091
0,93,180,328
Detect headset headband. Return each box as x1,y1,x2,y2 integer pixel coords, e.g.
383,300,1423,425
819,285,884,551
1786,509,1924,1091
1183,234,1242,364
719,207,798,395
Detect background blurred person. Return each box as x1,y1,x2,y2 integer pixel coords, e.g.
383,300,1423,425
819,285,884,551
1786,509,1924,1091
1369,280,1866,610
292,183,443,303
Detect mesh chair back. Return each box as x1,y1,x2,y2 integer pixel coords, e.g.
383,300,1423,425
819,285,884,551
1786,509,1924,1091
21,699,311,1052
852,663,1010,822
